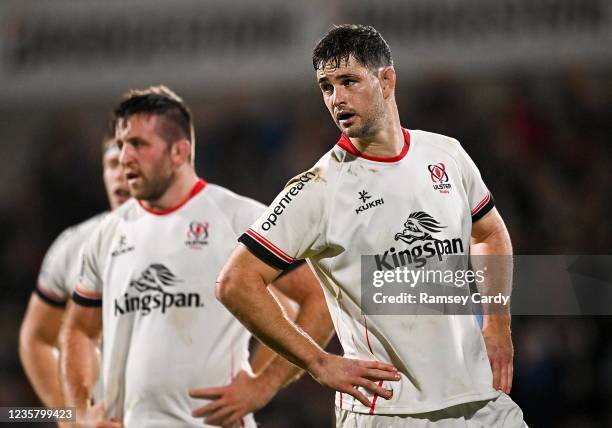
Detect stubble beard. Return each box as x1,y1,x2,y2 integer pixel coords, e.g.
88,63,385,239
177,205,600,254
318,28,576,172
132,162,175,203
342,115,380,139
338,97,386,140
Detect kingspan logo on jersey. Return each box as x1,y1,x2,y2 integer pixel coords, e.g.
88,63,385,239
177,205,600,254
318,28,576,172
374,212,464,269
114,264,204,317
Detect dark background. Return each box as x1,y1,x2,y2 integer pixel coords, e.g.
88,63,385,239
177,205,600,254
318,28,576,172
1,1,611,427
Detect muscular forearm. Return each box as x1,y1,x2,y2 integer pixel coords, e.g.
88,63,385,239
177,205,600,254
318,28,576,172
19,295,66,408
471,216,513,324
19,339,63,407
218,275,327,376
213,248,399,410
60,327,100,411
471,210,515,393
250,343,281,375
255,287,334,389
249,289,298,374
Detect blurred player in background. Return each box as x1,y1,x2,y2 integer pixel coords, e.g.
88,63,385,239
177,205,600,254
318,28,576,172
19,136,128,409
216,25,528,427
60,86,333,428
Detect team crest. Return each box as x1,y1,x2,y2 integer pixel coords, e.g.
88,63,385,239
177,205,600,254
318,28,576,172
185,221,209,249
428,163,452,194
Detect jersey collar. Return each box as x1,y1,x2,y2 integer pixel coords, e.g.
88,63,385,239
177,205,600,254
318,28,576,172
138,178,207,216
336,128,410,163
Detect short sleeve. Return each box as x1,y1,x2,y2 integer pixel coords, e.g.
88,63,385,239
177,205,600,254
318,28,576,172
231,197,266,237
238,170,328,270
35,231,72,307
72,227,104,307
455,143,495,222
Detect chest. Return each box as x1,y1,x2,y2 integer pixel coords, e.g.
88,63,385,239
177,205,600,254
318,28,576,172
326,156,471,265
102,213,236,298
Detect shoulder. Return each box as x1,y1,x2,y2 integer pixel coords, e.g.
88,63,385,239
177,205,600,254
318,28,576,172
86,202,137,252
48,211,108,255
283,148,340,191
204,183,266,212
409,129,463,157
111,198,140,221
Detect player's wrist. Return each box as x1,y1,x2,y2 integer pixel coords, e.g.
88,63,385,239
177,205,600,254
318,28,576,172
304,349,331,378
483,313,511,330
67,395,92,417
251,371,281,406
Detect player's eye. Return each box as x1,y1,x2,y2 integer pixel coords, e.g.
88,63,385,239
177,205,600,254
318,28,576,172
320,84,333,94
342,79,356,87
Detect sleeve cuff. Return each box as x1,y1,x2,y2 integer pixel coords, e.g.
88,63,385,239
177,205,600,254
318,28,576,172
72,287,102,307
277,259,306,278
238,229,296,271
34,287,67,308
471,192,495,222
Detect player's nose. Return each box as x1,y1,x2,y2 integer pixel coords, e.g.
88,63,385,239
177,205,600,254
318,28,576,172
114,164,127,183
331,85,347,107
119,143,135,166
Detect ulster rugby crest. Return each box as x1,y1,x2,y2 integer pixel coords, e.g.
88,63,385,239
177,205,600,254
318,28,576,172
428,163,452,194
185,221,209,249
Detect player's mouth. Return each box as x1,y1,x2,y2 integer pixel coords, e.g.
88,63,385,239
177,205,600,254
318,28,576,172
114,188,131,202
125,172,141,185
336,111,356,126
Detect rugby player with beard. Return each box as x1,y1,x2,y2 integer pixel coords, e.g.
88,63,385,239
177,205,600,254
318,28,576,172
60,86,334,428
216,25,528,427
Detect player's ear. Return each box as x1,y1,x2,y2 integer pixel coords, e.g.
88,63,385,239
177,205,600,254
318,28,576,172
171,139,191,166
379,66,396,99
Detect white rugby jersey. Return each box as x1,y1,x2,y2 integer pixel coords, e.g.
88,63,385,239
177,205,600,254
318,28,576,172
73,179,262,428
239,129,499,415
36,212,107,307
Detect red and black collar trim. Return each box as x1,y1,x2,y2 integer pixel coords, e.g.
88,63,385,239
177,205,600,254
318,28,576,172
336,128,411,163
138,178,207,215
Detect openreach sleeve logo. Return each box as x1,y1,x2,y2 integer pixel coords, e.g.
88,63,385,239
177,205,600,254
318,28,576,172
261,171,315,231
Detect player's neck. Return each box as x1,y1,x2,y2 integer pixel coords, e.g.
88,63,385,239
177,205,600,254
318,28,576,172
349,111,404,158
140,169,200,212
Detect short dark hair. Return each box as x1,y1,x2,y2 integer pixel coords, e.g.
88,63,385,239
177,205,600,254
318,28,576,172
113,85,194,146
312,24,393,71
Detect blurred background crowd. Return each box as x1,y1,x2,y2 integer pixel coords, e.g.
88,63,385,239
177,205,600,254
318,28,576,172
1,0,611,427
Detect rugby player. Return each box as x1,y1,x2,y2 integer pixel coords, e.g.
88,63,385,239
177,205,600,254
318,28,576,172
216,25,527,426
19,136,128,409
59,86,333,428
